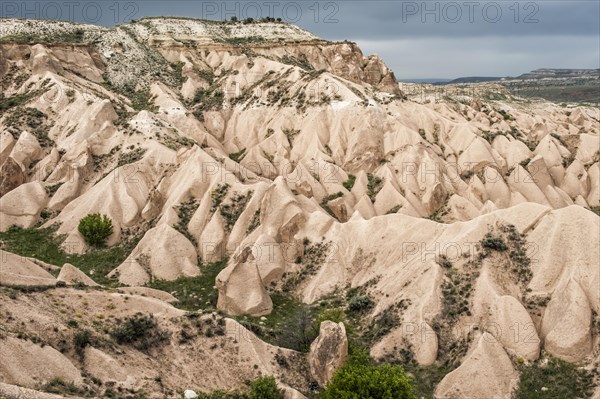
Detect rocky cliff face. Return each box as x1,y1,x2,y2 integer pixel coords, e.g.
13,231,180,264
0,17,599,399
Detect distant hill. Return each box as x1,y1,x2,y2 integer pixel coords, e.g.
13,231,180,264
398,78,452,84
446,76,503,84
398,68,599,104
429,69,600,85
517,68,600,79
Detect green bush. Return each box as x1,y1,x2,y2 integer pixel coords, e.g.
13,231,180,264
78,213,113,247
197,392,246,399
74,329,91,352
249,376,284,399
196,376,283,399
42,378,83,396
481,233,507,251
321,354,417,399
348,295,375,313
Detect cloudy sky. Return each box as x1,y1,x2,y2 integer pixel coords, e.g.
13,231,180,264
3,1,599,79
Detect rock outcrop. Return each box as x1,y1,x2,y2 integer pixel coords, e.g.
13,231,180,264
216,247,273,316
309,321,348,387
435,333,518,399
0,250,56,287
57,263,100,287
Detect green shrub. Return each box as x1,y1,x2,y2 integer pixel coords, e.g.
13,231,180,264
195,376,283,399
229,148,247,162
197,391,246,399
249,376,284,399
520,158,532,168
481,233,507,251
78,213,113,247
321,354,417,399
42,378,83,396
348,295,375,313
73,329,92,356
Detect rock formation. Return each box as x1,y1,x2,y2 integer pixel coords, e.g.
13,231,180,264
0,16,598,399
309,321,349,386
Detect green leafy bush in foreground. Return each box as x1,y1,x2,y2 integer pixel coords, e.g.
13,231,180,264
197,376,283,399
78,213,113,247
248,376,284,399
321,352,418,399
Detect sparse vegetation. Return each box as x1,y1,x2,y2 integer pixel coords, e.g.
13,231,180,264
210,184,230,213
196,376,284,399
562,155,576,168
159,134,197,151
520,158,532,168
0,226,144,286
73,329,92,356
219,191,253,232
0,91,43,116
247,209,261,234
238,293,318,352
117,148,147,167
514,356,596,399
282,128,300,147
229,148,247,162
45,183,63,197
367,173,383,202
173,198,201,245
115,83,157,112
4,106,54,146
498,109,512,120
320,192,343,219
427,203,449,223
481,130,505,142
363,307,401,344
222,36,266,45
170,62,186,87
0,29,85,45
386,205,401,214
148,260,228,311
501,224,533,284
3,20,599,399
192,86,225,121
437,254,453,269
41,378,85,396
481,233,508,251
343,174,356,191
78,213,114,247
440,268,474,321
110,313,170,350
283,240,332,290
280,54,314,71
